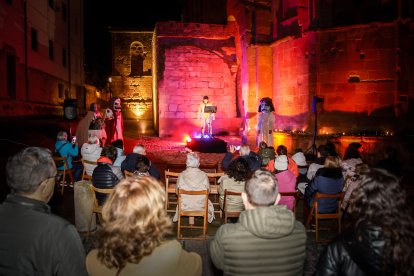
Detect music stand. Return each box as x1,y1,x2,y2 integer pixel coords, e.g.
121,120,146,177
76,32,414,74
204,106,217,113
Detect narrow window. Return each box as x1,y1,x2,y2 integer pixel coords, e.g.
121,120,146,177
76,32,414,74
49,40,54,60
6,54,16,99
31,28,38,51
62,48,67,67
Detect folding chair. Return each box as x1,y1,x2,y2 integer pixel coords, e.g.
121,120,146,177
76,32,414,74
206,172,224,216
305,192,344,242
88,185,114,237
81,159,97,181
221,189,242,224
164,170,180,212
53,156,75,195
279,191,299,214
177,189,209,240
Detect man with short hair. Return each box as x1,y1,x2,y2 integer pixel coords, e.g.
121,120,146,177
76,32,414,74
210,169,307,275
0,147,88,275
121,144,161,179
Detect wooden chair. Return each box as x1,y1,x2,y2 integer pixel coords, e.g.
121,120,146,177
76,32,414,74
53,156,75,195
221,189,242,224
206,172,224,216
177,189,209,240
305,192,344,242
164,170,181,212
81,159,97,181
279,191,299,214
88,185,114,237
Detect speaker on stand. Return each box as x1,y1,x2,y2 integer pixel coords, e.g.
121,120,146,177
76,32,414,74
64,99,77,138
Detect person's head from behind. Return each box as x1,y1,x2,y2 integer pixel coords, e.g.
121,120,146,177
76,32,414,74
111,139,123,150
56,131,68,141
101,145,118,163
133,144,146,155
243,170,280,209
88,135,100,145
324,156,341,168
97,177,172,269
239,144,250,156
134,155,150,175
344,142,362,160
276,145,288,156
317,145,329,158
227,158,250,182
90,103,98,112
186,152,200,168
6,147,57,202
274,155,288,172
259,141,268,150
325,142,338,157
348,168,414,275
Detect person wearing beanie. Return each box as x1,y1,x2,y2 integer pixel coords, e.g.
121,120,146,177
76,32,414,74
292,151,309,193
274,155,296,211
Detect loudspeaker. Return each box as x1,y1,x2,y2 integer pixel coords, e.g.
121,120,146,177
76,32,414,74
186,137,227,153
64,99,77,120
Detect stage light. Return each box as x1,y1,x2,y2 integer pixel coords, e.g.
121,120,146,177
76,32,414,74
186,137,192,143
203,135,210,139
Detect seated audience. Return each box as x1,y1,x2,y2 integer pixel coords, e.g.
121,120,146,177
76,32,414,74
121,144,161,179
325,142,340,159
55,130,83,181
81,135,102,176
210,170,307,275
0,147,87,275
221,144,262,172
292,149,309,187
92,145,124,204
111,139,126,167
173,152,215,223
266,145,299,177
274,155,297,211
218,158,250,212
314,168,414,276
257,141,275,167
133,154,151,177
341,142,363,180
86,177,202,276
341,163,370,211
305,156,344,213
307,144,329,181
375,146,402,177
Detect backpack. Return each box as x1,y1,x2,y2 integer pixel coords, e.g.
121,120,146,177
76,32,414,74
53,143,68,167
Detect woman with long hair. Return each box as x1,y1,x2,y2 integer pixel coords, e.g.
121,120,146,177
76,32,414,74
314,168,414,276
86,177,201,276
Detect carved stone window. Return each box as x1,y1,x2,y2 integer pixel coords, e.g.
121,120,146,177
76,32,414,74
130,41,147,76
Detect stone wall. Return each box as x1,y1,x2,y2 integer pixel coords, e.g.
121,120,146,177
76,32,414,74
156,22,239,137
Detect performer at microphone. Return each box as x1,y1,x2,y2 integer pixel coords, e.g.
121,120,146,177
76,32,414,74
197,96,216,137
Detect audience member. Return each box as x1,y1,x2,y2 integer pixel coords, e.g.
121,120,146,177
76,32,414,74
210,170,307,275
314,168,414,276
341,163,370,211
86,177,202,276
221,144,262,172
325,141,340,158
375,146,402,177
133,154,151,177
257,141,276,167
121,144,161,179
304,156,344,213
341,142,363,179
307,145,329,181
266,145,299,177
111,139,126,167
92,145,124,204
173,153,215,223
292,150,309,186
76,103,106,147
274,155,297,211
0,147,87,275
81,135,102,176
55,131,82,181
218,158,250,212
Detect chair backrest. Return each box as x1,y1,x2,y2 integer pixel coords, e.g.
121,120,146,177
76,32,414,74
222,189,243,223
279,191,299,213
90,185,114,212
53,156,70,170
164,170,181,211
223,189,242,211
206,171,224,186
81,159,97,180
314,192,343,212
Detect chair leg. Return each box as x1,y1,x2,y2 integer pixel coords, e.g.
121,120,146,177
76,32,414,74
177,213,181,240
315,215,319,242
61,170,66,195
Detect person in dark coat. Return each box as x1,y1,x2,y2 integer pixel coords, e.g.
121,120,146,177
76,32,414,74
121,144,160,179
314,168,414,276
0,147,87,275
221,144,261,172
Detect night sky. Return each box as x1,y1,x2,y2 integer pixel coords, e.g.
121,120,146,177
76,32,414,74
83,0,183,86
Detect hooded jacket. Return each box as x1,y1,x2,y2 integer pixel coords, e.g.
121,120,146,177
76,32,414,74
210,205,307,275
314,220,394,276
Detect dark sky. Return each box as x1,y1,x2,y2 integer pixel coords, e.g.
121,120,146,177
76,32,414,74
83,1,183,86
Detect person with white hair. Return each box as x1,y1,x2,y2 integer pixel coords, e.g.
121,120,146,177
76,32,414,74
81,135,102,176
221,144,262,172
121,144,160,179
0,147,88,275
173,152,215,223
